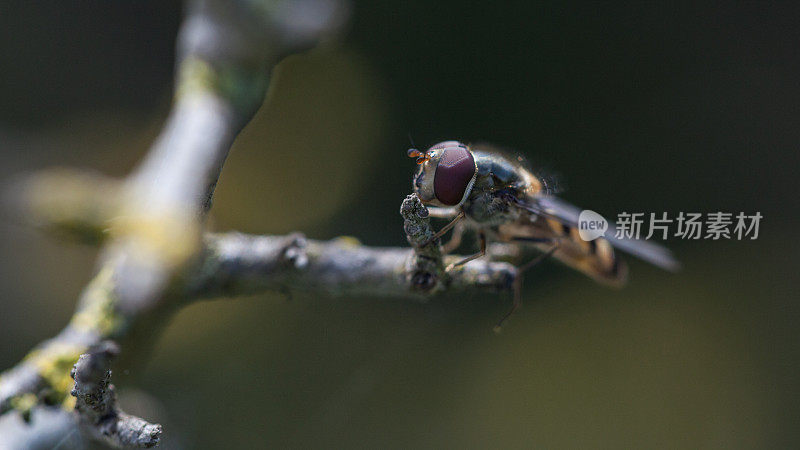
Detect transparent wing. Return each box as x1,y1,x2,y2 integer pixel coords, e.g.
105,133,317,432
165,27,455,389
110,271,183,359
517,195,681,272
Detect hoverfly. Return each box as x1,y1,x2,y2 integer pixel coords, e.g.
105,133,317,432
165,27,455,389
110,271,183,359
408,140,679,328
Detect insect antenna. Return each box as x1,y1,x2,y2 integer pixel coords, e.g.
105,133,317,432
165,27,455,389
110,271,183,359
407,132,418,150
406,133,430,164
407,148,430,164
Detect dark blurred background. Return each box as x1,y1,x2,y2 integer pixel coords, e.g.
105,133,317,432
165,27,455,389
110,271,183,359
1,1,798,448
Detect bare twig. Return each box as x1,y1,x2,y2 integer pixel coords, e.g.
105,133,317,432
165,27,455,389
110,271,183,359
70,342,161,448
188,218,515,301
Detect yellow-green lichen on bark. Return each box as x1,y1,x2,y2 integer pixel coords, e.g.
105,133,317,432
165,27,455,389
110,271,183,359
8,393,37,421
23,342,85,409
175,57,267,116
332,236,362,248
69,267,126,338
20,168,120,245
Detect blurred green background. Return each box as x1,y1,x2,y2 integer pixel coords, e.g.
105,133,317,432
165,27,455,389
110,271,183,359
1,1,798,448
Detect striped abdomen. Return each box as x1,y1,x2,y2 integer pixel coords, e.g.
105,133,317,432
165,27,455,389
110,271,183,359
543,218,627,286
497,216,628,286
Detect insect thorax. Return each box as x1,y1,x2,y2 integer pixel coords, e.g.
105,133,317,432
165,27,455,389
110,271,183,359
461,181,521,227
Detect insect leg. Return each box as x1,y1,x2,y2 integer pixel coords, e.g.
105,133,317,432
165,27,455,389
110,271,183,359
423,210,465,247
441,222,465,254
494,243,560,332
445,230,486,271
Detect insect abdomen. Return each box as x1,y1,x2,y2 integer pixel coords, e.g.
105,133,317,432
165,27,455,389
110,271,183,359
545,219,628,286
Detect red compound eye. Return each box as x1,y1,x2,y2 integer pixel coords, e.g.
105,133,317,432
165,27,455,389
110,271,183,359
433,145,475,205
429,140,461,150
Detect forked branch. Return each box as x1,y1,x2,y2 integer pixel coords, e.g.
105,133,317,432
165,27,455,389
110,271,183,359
0,0,517,447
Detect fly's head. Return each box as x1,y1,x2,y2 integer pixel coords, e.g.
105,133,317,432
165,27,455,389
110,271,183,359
408,140,478,207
